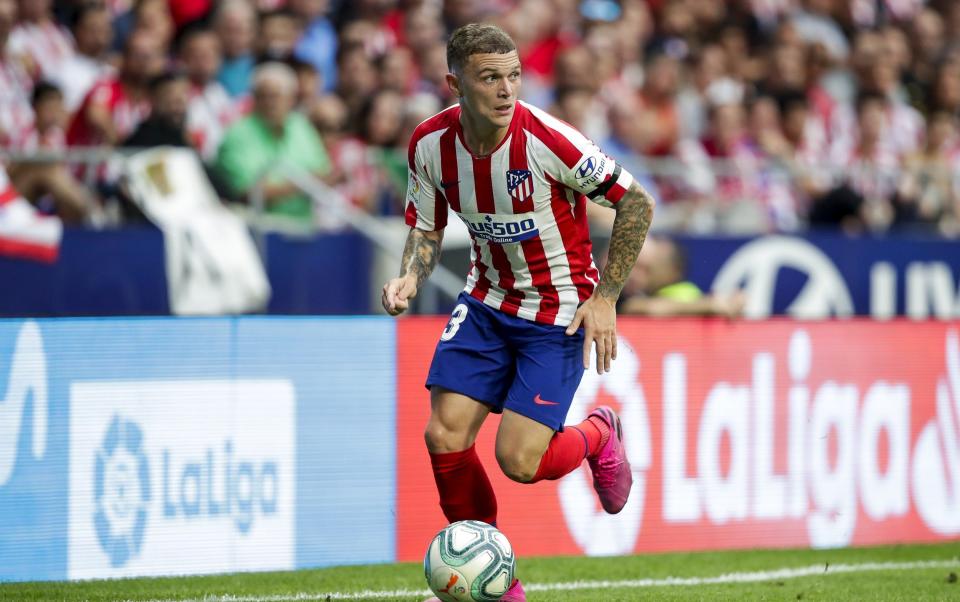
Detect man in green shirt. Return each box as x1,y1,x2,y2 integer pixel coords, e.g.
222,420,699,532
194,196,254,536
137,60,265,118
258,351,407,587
216,61,330,222
619,235,745,317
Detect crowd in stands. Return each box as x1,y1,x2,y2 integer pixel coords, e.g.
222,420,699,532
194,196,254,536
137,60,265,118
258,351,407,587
1,0,959,235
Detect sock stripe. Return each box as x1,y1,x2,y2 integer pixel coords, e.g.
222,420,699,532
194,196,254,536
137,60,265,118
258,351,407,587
569,425,589,460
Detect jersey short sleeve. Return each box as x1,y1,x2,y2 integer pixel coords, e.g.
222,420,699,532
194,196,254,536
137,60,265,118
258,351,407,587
526,104,636,207
557,133,635,207
404,136,448,231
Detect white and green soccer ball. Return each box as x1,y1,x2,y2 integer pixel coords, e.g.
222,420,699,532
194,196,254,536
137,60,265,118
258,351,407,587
424,520,516,602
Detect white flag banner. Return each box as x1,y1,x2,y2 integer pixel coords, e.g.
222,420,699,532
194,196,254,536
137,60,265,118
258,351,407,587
123,147,270,315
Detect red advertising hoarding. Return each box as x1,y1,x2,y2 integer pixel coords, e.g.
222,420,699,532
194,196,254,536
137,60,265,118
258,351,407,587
396,318,960,561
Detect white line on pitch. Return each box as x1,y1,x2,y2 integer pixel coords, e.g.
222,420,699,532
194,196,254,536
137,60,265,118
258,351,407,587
127,559,958,602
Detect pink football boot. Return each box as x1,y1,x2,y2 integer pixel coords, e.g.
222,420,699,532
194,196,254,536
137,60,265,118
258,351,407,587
499,578,526,601
587,406,633,514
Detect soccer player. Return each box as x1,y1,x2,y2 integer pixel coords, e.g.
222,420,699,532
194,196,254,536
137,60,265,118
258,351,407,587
382,24,655,602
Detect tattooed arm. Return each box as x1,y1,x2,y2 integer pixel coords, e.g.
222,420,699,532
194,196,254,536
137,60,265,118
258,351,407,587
565,182,656,373
382,227,444,316
595,183,656,300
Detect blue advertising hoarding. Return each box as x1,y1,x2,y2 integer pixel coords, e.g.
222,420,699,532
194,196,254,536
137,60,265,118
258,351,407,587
676,233,960,319
0,317,395,582
0,228,372,317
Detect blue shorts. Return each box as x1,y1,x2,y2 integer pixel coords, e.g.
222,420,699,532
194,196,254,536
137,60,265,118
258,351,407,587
425,293,586,431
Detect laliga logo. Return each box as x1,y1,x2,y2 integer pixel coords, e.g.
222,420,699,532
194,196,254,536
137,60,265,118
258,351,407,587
712,236,853,319
912,330,960,534
94,415,151,567
0,321,48,488
558,338,652,555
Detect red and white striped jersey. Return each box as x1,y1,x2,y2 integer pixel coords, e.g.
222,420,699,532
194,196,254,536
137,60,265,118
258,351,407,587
67,78,151,146
186,81,240,160
0,54,34,145
8,21,75,79
405,100,635,327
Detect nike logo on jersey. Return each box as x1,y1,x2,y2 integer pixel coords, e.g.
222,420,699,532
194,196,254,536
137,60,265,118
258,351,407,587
534,393,559,406
440,179,460,189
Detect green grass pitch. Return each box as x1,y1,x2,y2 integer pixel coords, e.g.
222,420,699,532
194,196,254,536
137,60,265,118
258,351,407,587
3,542,958,601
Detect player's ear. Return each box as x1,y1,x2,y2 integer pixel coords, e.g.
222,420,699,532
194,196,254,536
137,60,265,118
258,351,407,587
446,72,462,98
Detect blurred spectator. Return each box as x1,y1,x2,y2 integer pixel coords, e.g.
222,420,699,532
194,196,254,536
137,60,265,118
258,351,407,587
910,8,945,89
415,41,455,104
379,45,415,95
930,59,960,114
310,92,380,212
8,0,73,80
854,35,925,158
402,3,444,63
8,82,94,224
636,52,682,156
359,89,406,213
214,0,257,97
763,43,808,97
394,91,442,154
619,235,746,317
896,111,960,235
123,71,235,203
123,72,190,149
336,0,399,57
676,44,728,141
15,81,67,151
258,9,303,60
817,92,900,232
290,0,337,91
717,22,763,84
290,56,321,108
599,95,662,204
0,0,33,146
67,29,165,147
443,0,490,29
551,87,594,133
851,0,927,27
552,44,598,95
335,43,379,125
132,0,174,50
216,61,330,222
790,0,849,62
692,100,771,232
177,25,238,160
751,90,831,217
550,45,608,140
51,3,116,113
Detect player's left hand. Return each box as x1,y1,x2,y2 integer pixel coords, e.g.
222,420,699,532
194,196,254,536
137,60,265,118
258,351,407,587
566,293,617,374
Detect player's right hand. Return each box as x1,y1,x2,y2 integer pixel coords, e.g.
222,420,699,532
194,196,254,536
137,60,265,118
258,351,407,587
382,276,418,316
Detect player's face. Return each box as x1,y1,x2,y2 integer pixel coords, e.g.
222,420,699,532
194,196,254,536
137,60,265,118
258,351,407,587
454,51,521,131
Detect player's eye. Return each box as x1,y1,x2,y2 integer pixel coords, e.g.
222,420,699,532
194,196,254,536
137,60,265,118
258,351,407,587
509,71,520,80
484,75,497,83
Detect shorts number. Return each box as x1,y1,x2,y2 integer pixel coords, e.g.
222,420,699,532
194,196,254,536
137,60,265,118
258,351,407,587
441,303,469,341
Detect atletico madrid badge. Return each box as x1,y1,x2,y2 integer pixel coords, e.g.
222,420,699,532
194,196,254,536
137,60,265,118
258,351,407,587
506,169,534,205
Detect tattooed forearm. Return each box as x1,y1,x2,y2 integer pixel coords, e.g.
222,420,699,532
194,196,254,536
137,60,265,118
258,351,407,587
596,182,656,300
399,227,443,290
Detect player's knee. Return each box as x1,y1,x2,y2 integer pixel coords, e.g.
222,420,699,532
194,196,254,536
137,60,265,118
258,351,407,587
424,420,473,453
495,448,539,483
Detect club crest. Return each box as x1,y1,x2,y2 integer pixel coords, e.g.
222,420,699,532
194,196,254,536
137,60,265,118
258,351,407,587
506,169,534,205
